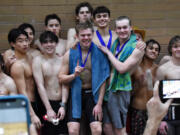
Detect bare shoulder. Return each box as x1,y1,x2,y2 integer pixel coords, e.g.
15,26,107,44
156,61,172,80
159,61,171,69
28,48,41,58
112,31,118,42
32,55,43,66
4,74,16,86
92,32,99,45
157,61,171,74
11,61,23,72
67,28,76,37
63,50,70,59
111,30,117,36
159,55,171,65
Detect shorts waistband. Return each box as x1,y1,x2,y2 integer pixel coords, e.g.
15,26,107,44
82,89,92,94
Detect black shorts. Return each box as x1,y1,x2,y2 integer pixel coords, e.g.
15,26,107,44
68,89,97,124
31,101,42,122
38,100,68,135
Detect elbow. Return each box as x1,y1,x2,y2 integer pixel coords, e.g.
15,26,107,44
117,67,127,74
58,75,63,84
58,74,66,84
117,69,126,74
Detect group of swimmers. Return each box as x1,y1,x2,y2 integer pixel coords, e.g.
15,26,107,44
0,1,180,135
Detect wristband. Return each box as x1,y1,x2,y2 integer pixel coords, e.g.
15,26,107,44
60,102,66,110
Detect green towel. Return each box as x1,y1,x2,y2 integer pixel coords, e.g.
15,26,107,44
104,34,137,101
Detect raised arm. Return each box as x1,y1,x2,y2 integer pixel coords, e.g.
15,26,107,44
66,28,78,51
58,50,84,84
143,81,172,135
32,57,56,120
98,40,145,74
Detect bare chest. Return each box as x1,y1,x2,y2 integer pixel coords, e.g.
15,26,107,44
23,62,33,78
165,69,180,79
93,34,111,47
56,41,66,57
133,66,156,86
81,53,91,69
42,59,62,77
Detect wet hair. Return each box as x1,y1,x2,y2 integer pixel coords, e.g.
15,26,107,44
75,20,94,34
45,14,61,26
0,53,5,72
93,6,110,18
8,28,28,44
168,35,180,56
146,39,161,54
18,23,35,36
115,16,132,27
39,31,58,44
75,2,93,16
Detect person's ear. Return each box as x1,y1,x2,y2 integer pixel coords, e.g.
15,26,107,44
10,42,15,48
76,16,80,21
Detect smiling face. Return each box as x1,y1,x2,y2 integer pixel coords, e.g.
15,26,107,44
145,43,160,60
171,41,180,59
77,28,93,49
115,19,132,41
46,19,61,37
94,12,110,28
77,6,92,23
41,38,57,55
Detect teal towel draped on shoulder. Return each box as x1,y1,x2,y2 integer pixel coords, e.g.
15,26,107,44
104,34,137,101
69,42,110,118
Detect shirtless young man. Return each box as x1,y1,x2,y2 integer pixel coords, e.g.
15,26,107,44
8,28,41,129
93,6,117,49
59,21,110,135
98,16,145,135
156,35,180,135
18,23,41,64
32,31,68,135
0,54,17,95
66,2,94,50
35,14,67,56
3,23,40,75
130,39,161,135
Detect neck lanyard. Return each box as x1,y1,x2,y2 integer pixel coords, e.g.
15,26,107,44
115,39,129,58
96,30,112,50
78,42,93,67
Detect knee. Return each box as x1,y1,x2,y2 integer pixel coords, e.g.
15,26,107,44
103,123,113,134
90,122,102,135
68,123,80,135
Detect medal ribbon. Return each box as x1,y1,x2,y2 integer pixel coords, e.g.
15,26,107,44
96,30,112,50
78,42,93,67
115,39,129,58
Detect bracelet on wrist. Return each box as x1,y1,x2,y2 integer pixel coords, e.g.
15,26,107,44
60,102,66,110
